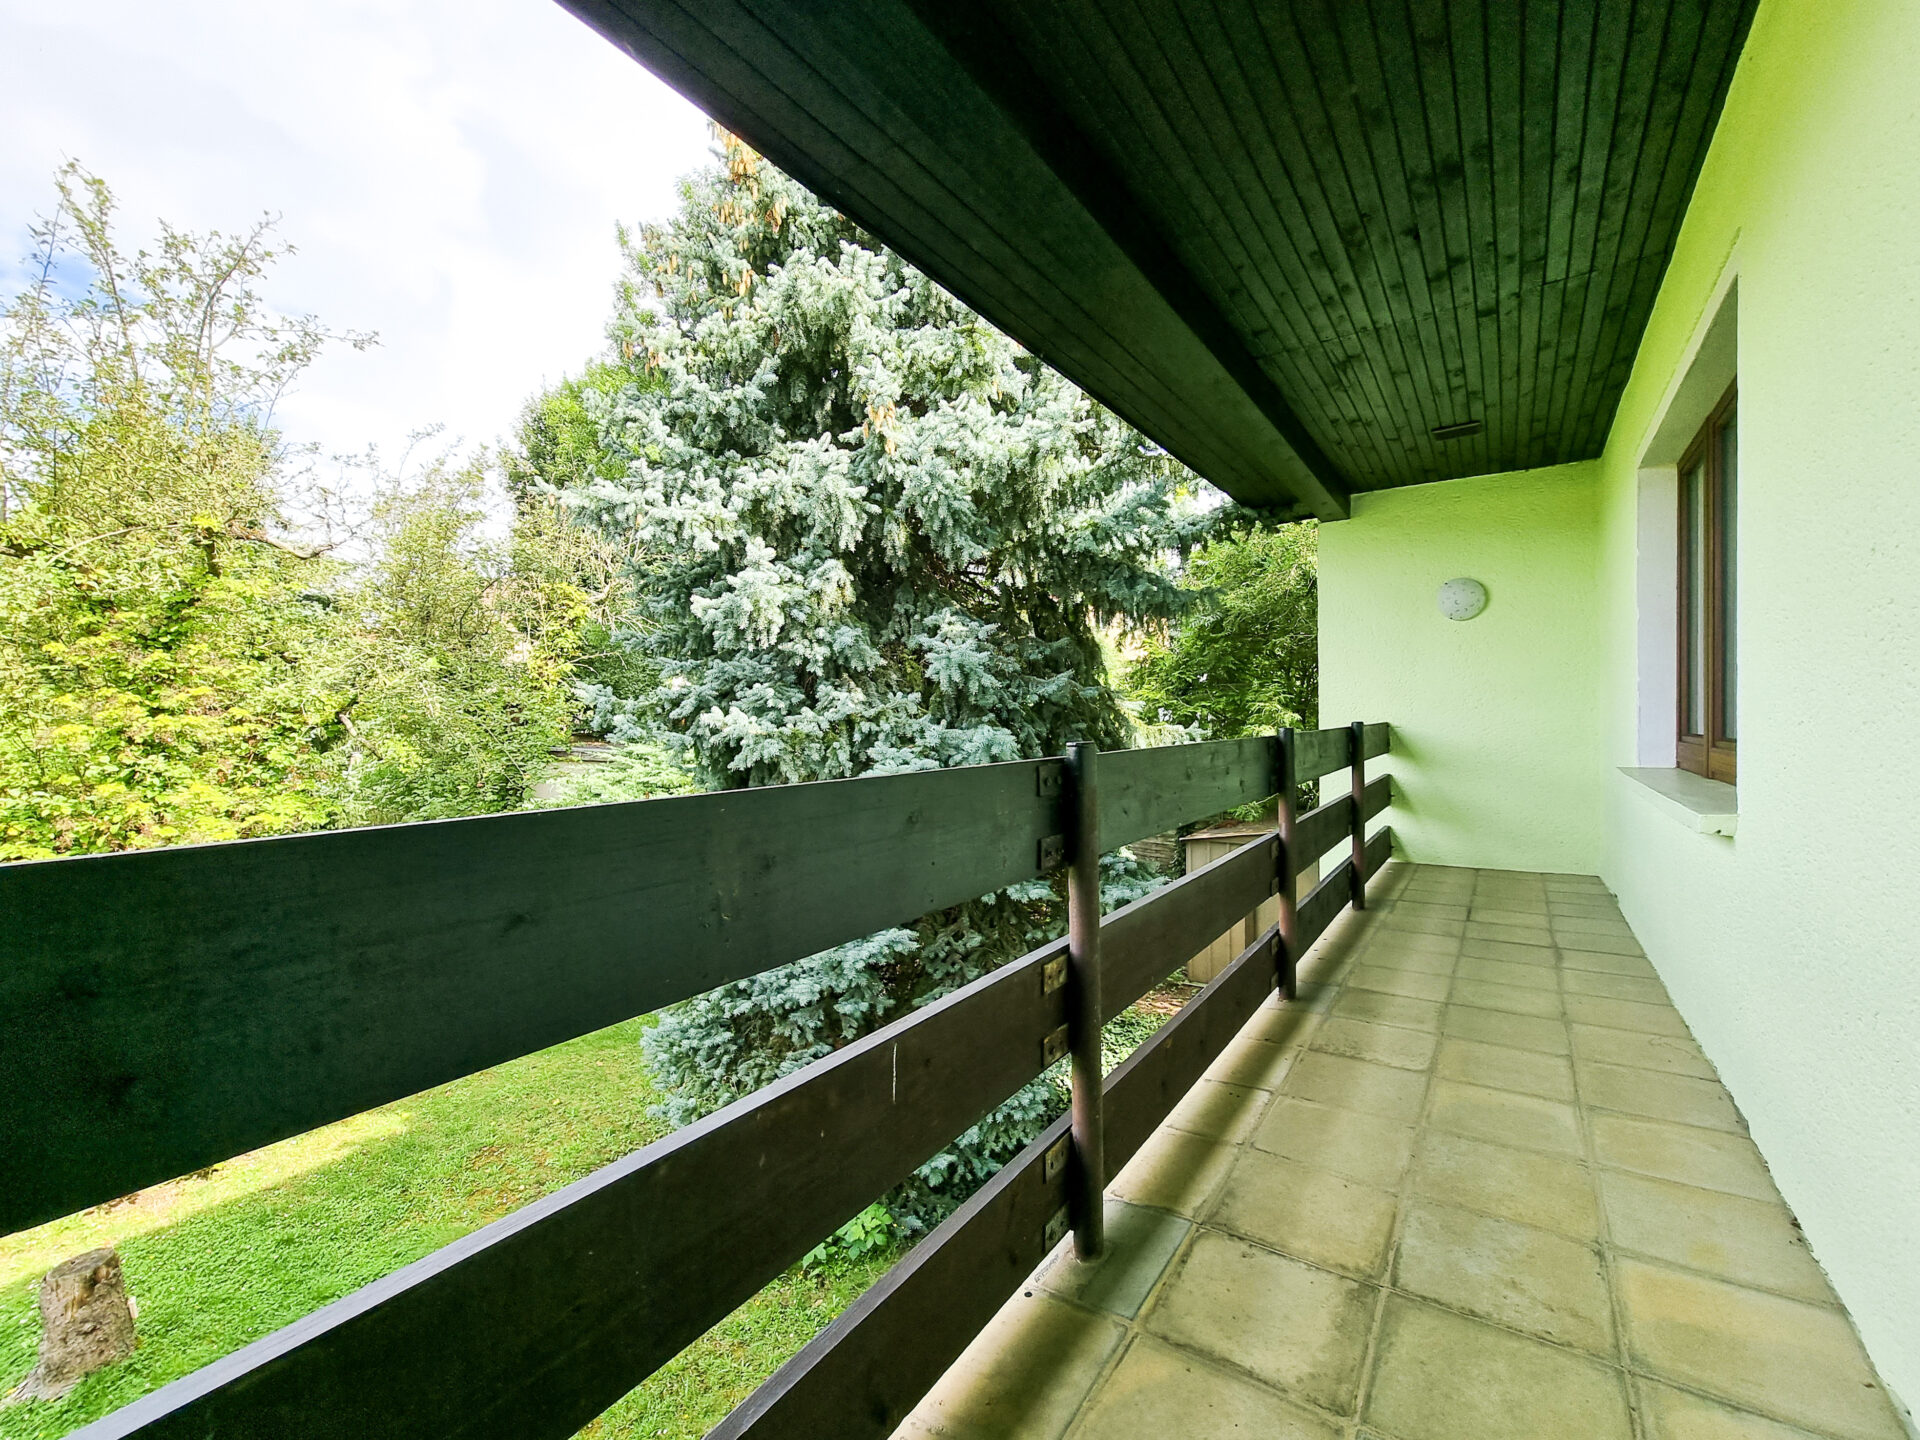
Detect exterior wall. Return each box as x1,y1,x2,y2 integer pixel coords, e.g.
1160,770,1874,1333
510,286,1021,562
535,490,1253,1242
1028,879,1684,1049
1318,462,1605,874
1321,0,1920,1407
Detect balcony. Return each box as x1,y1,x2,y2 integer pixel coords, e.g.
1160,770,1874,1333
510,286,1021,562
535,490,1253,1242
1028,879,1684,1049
901,865,1907,1440
7,727,1906,1439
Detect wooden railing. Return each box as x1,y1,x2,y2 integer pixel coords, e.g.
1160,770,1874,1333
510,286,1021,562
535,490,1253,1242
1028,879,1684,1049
1,724,1391,1440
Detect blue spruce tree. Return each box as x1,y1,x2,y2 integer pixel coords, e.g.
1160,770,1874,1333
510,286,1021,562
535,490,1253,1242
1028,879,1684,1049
568,135,1215,1230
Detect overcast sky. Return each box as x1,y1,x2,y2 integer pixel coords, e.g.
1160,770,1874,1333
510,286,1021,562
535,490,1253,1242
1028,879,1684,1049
0,0,715,465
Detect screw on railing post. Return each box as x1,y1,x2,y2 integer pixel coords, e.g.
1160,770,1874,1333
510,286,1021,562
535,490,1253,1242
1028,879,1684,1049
1063,740,1105,1260
1274,728,1299,1000
1350,721,1369,910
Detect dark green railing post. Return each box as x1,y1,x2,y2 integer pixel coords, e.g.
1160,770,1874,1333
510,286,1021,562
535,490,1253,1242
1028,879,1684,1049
1349,720,1369,909
1275,728,1299,999
1063,740,1105,1259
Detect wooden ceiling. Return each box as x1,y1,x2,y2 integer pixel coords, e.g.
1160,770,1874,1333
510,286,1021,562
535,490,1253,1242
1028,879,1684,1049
561,1,1757,519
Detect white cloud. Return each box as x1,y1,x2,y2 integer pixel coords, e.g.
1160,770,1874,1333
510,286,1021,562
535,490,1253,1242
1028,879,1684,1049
0,0,714,461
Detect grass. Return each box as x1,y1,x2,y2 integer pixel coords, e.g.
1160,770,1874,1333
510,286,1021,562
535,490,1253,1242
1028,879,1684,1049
0,1020,895,1439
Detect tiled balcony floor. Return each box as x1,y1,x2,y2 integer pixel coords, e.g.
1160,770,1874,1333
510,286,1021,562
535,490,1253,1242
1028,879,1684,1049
897,863,1910,1440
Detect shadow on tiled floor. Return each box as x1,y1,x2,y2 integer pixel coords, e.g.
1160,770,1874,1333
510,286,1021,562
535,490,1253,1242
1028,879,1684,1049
896,863,1911,1440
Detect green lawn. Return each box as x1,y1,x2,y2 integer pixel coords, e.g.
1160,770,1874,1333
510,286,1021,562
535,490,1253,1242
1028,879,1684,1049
0,1020,895,1439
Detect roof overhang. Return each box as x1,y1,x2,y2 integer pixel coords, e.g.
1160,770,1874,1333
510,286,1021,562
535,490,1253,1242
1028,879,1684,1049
560,0,1757,518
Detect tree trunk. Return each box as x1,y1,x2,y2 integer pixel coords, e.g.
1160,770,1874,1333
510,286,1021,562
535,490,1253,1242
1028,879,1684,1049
8,1248,137,1403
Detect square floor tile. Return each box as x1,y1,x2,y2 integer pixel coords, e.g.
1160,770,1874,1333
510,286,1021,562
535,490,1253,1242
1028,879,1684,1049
1462,936,1559,966
1076,1334,1342,1440
1364,927,1461,957
1204,1034,1298,1091
1240,998,1326,1047
1465,920,1555,947
1561,929,1644,956
1110,1125,1239,1218
899,1292,1122,1440
1333,987,1444,1032
1451,978,1562,1018
1470,906,1551,927
1358,945,1458,977
1575,1060,1741,1131
1592,1114,1777,1201
1457,955,1560,991
1251,1094,1416,1189
1428,1078,1582,1156
1634,1375,1831,1440
1565,993,1694,1038
1379,910,1468,937
1551,912,1637,937
1037,1199,1191,1318
1165,1079,1268,1144
1410,1130,1598,1239
1600,1170,1831,1302
1571,1024,1716,1080
1280,1051,1429,1123
1363,1296,1631,1440
1394,899,1471,921
1144,1230,1377,1414
1435,1038,1576,1102
1311,1016,1439,1072
1350,964,1453,1001
1560,947,1661,978
1442,1005,1570,1056
1208,1148,1399,1276
1562,969,1671,1004
1617,1259,1907,1440
1393,1200,1614,1354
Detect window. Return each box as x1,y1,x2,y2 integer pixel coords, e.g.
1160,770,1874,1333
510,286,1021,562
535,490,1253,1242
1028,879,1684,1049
1677,383,1737,782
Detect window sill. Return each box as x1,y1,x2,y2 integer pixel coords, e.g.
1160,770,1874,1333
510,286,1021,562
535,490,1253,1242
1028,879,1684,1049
1619,768,1738,836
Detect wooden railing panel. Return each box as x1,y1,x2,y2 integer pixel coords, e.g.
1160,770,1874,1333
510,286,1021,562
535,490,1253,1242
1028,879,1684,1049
68,942,1071,1440
1291,726,1353,783
1,758,1070,1233
719,926,1283,1440
1362,721,1391,759
1095,735,1274,850
1099,832,1275,1018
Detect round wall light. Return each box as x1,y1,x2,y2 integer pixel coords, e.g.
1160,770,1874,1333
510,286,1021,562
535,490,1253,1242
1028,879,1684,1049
1437,577,1489,622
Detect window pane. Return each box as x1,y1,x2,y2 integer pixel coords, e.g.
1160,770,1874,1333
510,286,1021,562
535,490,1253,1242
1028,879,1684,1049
1683,459,1708,736
1718,405,1737,742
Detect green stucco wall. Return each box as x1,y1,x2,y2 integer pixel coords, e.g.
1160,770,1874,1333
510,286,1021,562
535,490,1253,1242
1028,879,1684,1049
1320,0,1920,1411
1318,464,1604,875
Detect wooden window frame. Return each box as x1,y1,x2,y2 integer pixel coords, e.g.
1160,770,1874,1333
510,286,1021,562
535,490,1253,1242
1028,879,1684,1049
1676,382,1737,783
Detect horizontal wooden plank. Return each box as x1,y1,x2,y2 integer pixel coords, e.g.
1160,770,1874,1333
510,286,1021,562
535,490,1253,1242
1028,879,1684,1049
1294,794,1352,868
1362,722,1392,760
1363,773,1392,822
1365,824,1394,877
71,941,1072,1440
1096,735,1275,850
1296,856,1355,956
1101,832,1276,1016
1102,926,1280,1172
720,924,1283,1440
2,758,1076,1233
1292,726,1356,784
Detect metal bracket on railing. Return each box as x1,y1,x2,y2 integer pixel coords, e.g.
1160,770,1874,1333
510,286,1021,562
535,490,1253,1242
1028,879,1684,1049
1062,740,1105,1260
1037,834,1065,870
1350,720,1369,910
1041,953,1067,995
1274,728,1299,1000
1043,1205,1071,1251
1042,1025,1069,1066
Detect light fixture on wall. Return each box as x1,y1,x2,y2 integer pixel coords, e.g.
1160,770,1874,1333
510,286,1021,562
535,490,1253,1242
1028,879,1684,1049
1437,577,1489,621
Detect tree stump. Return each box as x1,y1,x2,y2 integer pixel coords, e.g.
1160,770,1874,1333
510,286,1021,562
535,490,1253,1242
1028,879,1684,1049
8,1249,137,1403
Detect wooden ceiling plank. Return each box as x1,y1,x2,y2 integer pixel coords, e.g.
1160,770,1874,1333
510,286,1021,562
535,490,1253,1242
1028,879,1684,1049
1372,0,1479,470
1316,0,1456,480
1151,0,1406,483
1482,0,1526,469
1066,0,1379,467
1235,0,1433,487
